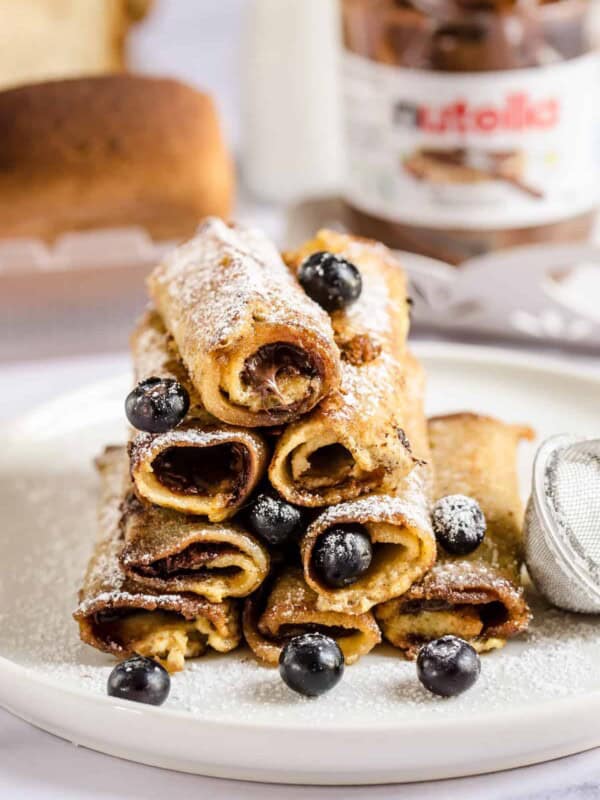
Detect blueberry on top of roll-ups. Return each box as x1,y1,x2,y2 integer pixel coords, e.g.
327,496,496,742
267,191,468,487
311,525,373,588
246,490,307,547
432,494,487,556
270,230,417,507
298,251,362,311
128,311,269,522
376,414,533,659
147,218,341,427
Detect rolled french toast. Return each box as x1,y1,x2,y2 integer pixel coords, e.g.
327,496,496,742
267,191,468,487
147,218,341,427
97,445,272,602
269,229,416,507
299,353,436,614
243,567,381,666
128,311,269,522
376,413,534,658
74,447,242,673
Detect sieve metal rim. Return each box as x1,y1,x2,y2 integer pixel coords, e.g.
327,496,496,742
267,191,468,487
531,434,600,605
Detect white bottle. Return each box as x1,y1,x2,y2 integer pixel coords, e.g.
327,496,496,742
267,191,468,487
241,0,343,204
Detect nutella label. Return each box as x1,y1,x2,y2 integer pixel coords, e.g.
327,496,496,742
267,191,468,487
343,52,600,230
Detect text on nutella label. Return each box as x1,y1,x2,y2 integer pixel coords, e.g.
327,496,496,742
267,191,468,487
343,52,600,230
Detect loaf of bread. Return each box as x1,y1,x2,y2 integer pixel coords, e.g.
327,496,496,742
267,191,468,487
0,0,150,90
0,74,234,242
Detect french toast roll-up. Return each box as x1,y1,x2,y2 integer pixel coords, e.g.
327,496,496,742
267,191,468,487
269,229,415,507
147,218,341,427
243,567,381,666
300,355,436,615
376,414,534,659
74,448,241,674
120,492,270,604
128,310,268,522
109,447,269,603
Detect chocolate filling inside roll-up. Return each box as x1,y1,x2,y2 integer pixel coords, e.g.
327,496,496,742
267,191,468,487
376,413,534,658
243,567,381,666
119,483,270,603
375,561,531,660
129,311,268,521
74,447,241,673
300,354,436,614
147,218,341,427
104,446,270,602
269,230,416,507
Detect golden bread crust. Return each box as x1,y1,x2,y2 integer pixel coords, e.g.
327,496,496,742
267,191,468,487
0,75,233,241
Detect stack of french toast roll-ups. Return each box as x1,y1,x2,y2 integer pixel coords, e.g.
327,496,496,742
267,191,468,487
74,218,533,676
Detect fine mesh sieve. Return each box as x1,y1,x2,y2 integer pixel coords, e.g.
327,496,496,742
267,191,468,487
525,435,600,614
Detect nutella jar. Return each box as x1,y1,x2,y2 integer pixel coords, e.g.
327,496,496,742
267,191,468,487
341,0,600,264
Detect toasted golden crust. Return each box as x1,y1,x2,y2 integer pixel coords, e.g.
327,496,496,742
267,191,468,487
283,229,410,362
243,568,381,666
269,231,415,506
301,479,436,615
299,355,436,614
429,412,535,581
148,219,341,427
128,311,269,521
376,413,534,657
90,445,271,602
73,447,241,672
120,491,270,603
0,75,233,241
130,310,206,417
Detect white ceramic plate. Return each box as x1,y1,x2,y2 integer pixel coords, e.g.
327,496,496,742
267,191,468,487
1,343,599,785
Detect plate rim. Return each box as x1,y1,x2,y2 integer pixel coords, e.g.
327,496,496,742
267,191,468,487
1,341,600,779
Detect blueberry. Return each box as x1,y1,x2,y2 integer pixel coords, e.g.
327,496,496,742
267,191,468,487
417,635,481,698
247,492,306,547
432,494,486,556
298,251,362,311
125,377,190,433
107,655,171,706
312,525,372,588
279,633,344,697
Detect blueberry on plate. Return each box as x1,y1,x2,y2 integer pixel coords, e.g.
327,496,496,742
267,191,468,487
312,525,372,588
125,377,190,434
107,655,171,706
432,494,486,556
417,635,481,698
279,633,344,697
298,251,362,311
247,491,306,547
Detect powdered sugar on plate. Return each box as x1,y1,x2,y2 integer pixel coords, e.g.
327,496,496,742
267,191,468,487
1,418,599,728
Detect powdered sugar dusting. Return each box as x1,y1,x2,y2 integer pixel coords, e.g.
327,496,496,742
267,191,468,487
2,389,600,727
432,494,486,548
311,464,432,535
148,218,335,355
130,425,264,467
334,234,404,340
